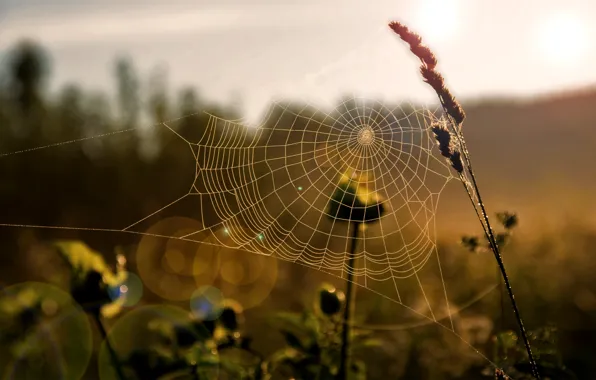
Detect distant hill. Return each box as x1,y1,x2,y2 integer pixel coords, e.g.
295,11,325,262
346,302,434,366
202,88,596,236
437,86,596,234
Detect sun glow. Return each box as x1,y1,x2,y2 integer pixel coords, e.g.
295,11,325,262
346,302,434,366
413,0,459,45
537,13,589,65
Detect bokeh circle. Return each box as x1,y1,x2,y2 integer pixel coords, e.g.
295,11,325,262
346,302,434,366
0,282,93,380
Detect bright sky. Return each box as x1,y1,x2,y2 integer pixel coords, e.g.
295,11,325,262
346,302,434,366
2,0,596,119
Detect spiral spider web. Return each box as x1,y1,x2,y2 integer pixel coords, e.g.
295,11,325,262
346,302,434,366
0,18,516,375
0,90,504,371
108,93,455,318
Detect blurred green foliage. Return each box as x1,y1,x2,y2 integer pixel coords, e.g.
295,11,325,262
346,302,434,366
488,327,577,379
0,282,93,380
264,283,382,379
461,212,518,254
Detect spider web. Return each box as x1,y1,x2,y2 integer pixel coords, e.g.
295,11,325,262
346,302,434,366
0,29,505,371
0,92,502,371
113,91,466,325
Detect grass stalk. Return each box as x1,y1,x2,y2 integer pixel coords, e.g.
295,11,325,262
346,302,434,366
463,166,539,379
338,221,360,380
388,20,540,379
92,311,126,380
456,131,537,376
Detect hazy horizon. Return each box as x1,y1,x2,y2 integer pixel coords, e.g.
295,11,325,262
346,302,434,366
2,0,596,120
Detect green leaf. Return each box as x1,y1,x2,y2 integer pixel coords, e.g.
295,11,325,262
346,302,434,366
496,212,518,230
54,241,109,281
461,235,480,252
495,233,510,248
53,240,126,316
314,364,337,380
148,318,175,341
301,311,321,340
355,338,383,349
211,357,248,378
269,311,303,329
269,311,314,339
352,329,373,338
497,330,519,352
349,360,367,380
280,329,307,351
265,347,305,373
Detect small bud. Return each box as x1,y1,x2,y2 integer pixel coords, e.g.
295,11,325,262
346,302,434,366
496,212,518,230
495,233,509,248
319,284,345,316
461,235,480,252
71,270,112,312
495,368,508,380
216,299,243,331
449,151,464,173
431,122,452,158
218,307,238,331
174,324,200,348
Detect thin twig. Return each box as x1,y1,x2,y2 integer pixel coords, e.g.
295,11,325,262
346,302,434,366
92,311,127,380
450,118,538,377
463,166,539,379
448,96,539,379
446,85,539,380
338,222,360,380
388,20,540,379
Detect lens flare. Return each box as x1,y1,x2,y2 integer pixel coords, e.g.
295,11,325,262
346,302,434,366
136,217,221,301
217,247,278,310
98,304,217,380
537,12,589,66
107,272,143,307
0,282,93,380
190,286,224,320
414,0,459,45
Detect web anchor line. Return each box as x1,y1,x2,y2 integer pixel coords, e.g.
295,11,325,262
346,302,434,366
0,93,505,375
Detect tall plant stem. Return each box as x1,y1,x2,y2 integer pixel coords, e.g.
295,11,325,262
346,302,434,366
388,18,537,377
438,99,540,378
92,311,126,380
464,162,539,379
338,221,360,380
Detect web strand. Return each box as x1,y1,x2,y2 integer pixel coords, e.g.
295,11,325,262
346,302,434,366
0,92,505,375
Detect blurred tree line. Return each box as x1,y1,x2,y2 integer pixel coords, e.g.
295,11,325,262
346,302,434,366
0,40,247,282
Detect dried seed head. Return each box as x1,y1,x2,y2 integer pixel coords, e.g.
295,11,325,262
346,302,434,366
495,368,509,380
389,20,467,129
431,122,452,158
388,21,407,35
449,150,464,173
451,105,466,125
388,22,422,46
389,22,437,69
410,44,438,69
420,67,446,93
440,90,466,125
218,307,239,331
431,121,465,173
